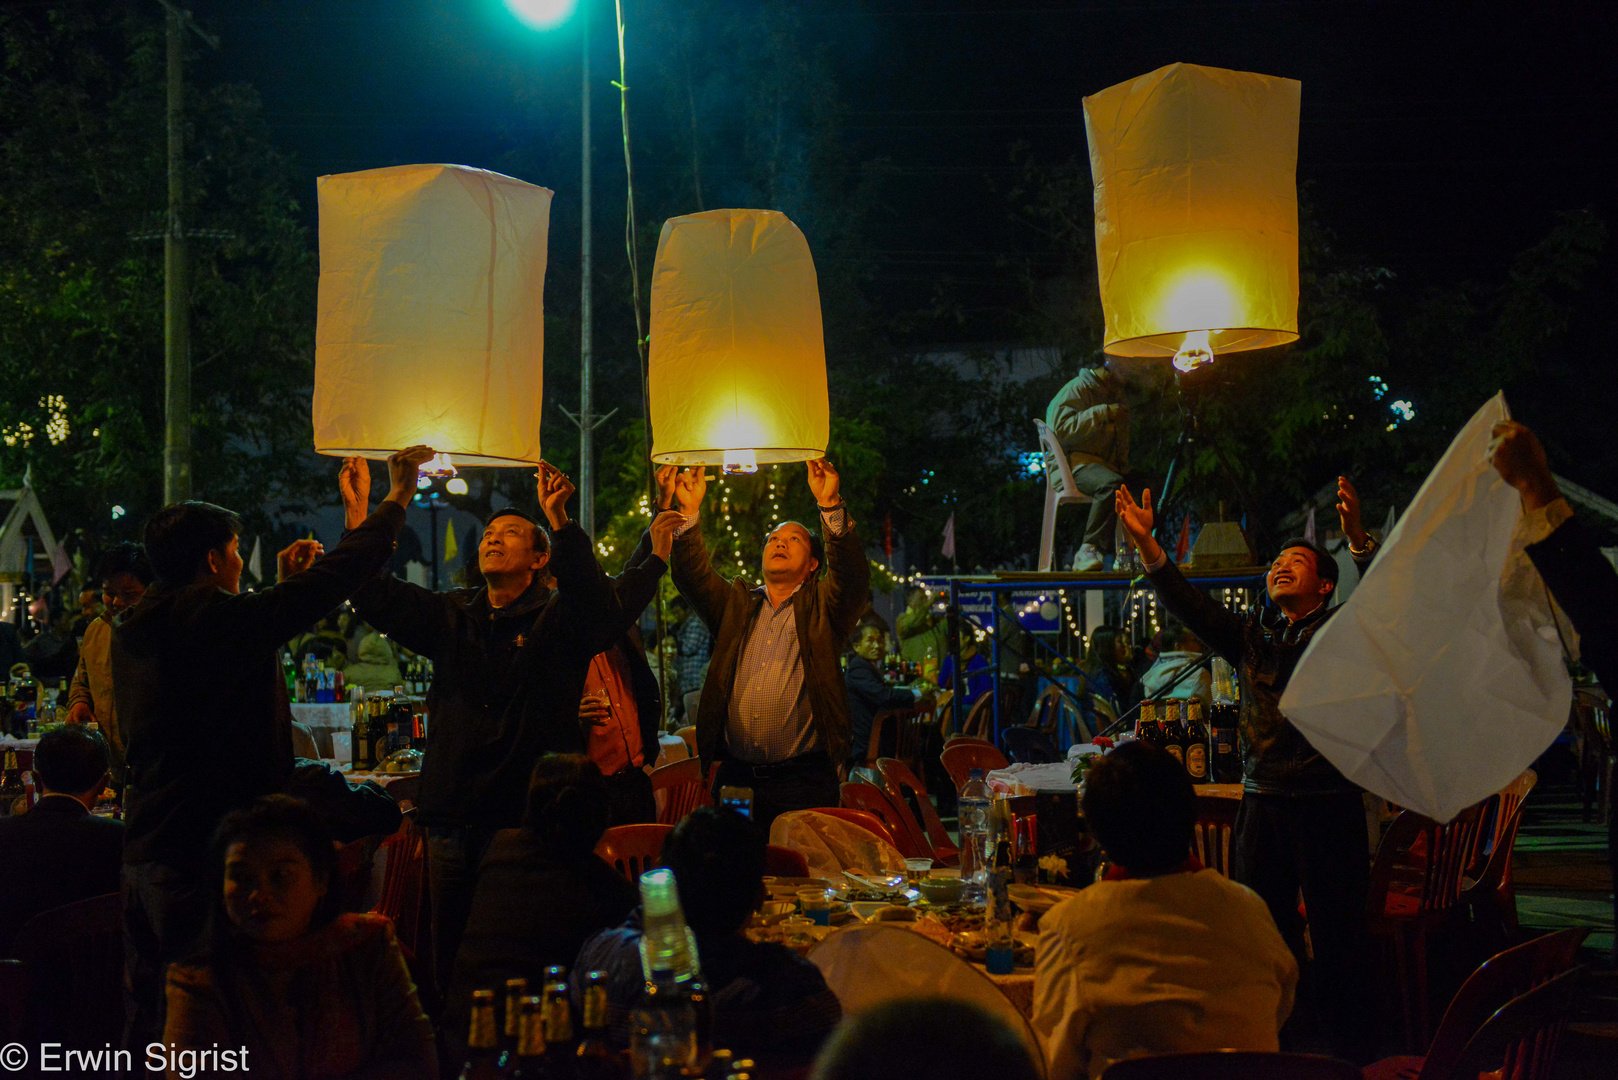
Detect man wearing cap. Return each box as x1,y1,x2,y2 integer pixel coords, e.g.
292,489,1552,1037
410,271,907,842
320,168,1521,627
1115,477,1380,1057
340,457,626,995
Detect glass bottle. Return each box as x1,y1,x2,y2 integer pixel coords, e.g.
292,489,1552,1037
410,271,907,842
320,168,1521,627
630,870,703,1079
575,972,622,1080
460,989,503,1080
503,994,546,1079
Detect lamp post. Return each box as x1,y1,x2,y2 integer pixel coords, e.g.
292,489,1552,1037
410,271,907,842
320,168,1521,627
505,0,599,535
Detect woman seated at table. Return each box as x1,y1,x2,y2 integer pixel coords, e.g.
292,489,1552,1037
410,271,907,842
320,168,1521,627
163,795,436,1080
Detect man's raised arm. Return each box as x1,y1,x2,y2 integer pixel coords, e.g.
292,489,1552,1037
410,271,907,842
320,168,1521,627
1115,485,1245,665
665,465,730,632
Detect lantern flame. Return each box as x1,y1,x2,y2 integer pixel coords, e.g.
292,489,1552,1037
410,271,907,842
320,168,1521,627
722,448,759,475
1173,329,1215,374
422,453,458,478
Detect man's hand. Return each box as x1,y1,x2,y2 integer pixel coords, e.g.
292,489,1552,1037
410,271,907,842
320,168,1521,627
66,701,94,726
655,464,679,510
382,446,437,510
1490,421,1560,511
674,466,708,517
1114,485,1164,567
807,458,841,508
536,461,576,531
1336,476,1369,550
339,457,372,529
278,539,325,582
649,510,684,562
579,691,611,728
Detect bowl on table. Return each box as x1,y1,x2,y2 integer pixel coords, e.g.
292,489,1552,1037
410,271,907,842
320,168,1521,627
917,877,964,905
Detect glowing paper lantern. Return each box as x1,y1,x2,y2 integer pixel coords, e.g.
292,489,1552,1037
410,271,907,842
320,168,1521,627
1084,63,1301,362
648,209,828,471
314,164,552,467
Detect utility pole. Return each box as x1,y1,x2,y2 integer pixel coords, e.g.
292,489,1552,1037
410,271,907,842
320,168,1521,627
578,0,595,536
158,3,217,505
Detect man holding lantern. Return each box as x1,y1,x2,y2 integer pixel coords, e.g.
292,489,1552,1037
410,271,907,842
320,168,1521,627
663,460,871,831
339,457,621,995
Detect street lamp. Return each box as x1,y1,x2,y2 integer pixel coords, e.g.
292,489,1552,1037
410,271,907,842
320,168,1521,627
504,0,600,536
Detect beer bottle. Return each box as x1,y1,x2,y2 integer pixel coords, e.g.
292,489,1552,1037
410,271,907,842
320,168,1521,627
500,978,530,1067
1159,700,1186,766
503,995,546,1079
0,751,24,817
351,699,372,771
1184,699,1210,784
1209,657,1242,784
541,982,577,1080
576,972,622,1080
1135,699,1155,744
460,989,503,1080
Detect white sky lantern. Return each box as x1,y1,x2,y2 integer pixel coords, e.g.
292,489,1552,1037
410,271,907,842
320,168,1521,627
1084,63,1301,371
649,209,829,474
314,164,553,468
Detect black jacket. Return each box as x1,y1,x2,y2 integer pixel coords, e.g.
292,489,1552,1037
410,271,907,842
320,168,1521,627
604,531,669,762
673,520,870,768
350,521,617,829
115,503,404,868
1147,545,1376,795
0,795,123,955
844,654,916,765
1526,516,1618,693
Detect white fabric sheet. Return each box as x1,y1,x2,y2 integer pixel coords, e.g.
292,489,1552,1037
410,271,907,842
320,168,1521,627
1280,393,1571,822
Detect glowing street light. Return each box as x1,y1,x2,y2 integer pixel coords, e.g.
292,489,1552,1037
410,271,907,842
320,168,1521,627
503,0,577,30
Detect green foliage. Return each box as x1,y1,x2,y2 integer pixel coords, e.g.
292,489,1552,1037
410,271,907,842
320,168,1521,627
0,7,325,560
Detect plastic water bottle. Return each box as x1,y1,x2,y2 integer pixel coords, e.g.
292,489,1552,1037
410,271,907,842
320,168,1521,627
630,869,707,1078
958,769,993,905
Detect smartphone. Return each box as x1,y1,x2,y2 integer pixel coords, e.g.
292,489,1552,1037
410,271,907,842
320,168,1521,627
718,785,755,820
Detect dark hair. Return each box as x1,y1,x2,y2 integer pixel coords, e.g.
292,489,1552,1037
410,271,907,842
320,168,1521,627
144,502,241,585
522,754,611,859
484,507,552,556
96,541,155,587
1082,740,1196,875
1082,625,1126,674
34,725,108,795
1276,537,1339,586
1160,617,1200,652
660,806,767,935
811,998,1040,1080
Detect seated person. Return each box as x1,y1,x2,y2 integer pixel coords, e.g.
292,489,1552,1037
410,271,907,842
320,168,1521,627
1033,741,1297,1080
447,754,638,1042
0,725,122,955
574,806,841,1068
164,795,436,1079
1045,359,1131,572
845,620,927,769
812,998,1040,1080
938,639,991,711
1137,618,1212,706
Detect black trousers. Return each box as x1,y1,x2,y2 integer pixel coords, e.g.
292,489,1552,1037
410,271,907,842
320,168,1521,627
712,753,840,835
1071,462,1125,551
425,823,499,1000
1233,791,1372,1053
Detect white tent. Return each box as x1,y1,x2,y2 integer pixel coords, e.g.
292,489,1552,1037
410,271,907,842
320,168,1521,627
0,473,65,624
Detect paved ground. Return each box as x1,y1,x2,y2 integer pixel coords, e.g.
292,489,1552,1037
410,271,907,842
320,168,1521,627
1512,782,1614,965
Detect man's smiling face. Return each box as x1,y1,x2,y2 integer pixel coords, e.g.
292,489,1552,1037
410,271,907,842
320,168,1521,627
479,515,547,578
1266,545,1332,607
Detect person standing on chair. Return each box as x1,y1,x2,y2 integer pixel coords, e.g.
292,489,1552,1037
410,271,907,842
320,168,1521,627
1045,360,1131,572
664,460,870,832
1114,475,1379,1058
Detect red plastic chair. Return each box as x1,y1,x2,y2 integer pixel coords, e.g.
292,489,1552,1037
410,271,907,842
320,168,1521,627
1192,793,1239,878
1362,927,1588,1080
876,757,960,866
838,782,927,857
1367,801,1488,1051
650,756,712,825
810,805,904,851
764,844,811,877
959,693,994,741
1459,770,1538,951
939,738,1008,791
596,823,674,880
373,814,428,963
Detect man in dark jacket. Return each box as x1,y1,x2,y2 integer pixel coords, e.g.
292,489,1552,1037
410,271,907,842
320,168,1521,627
845,620,926,770
579,514,683,824
1490,420,1618,961
666,460,870,831
341,458,621,994
115,445,427,1046
1116,477,1379,1054
1046,360,1131,571
0,725,121,956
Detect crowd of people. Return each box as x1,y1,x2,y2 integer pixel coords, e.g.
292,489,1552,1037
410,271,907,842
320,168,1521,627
0,417,1607,1079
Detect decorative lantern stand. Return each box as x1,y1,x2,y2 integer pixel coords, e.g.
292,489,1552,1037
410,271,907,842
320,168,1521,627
313,164,553,472
1084,63,1301,540
648,209,830,475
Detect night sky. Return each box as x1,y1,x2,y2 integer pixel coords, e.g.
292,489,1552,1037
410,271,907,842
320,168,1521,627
199,0,1617,309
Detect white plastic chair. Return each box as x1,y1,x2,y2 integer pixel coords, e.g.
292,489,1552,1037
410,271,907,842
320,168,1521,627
1035,418,1093,572
808,923,1046,1075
